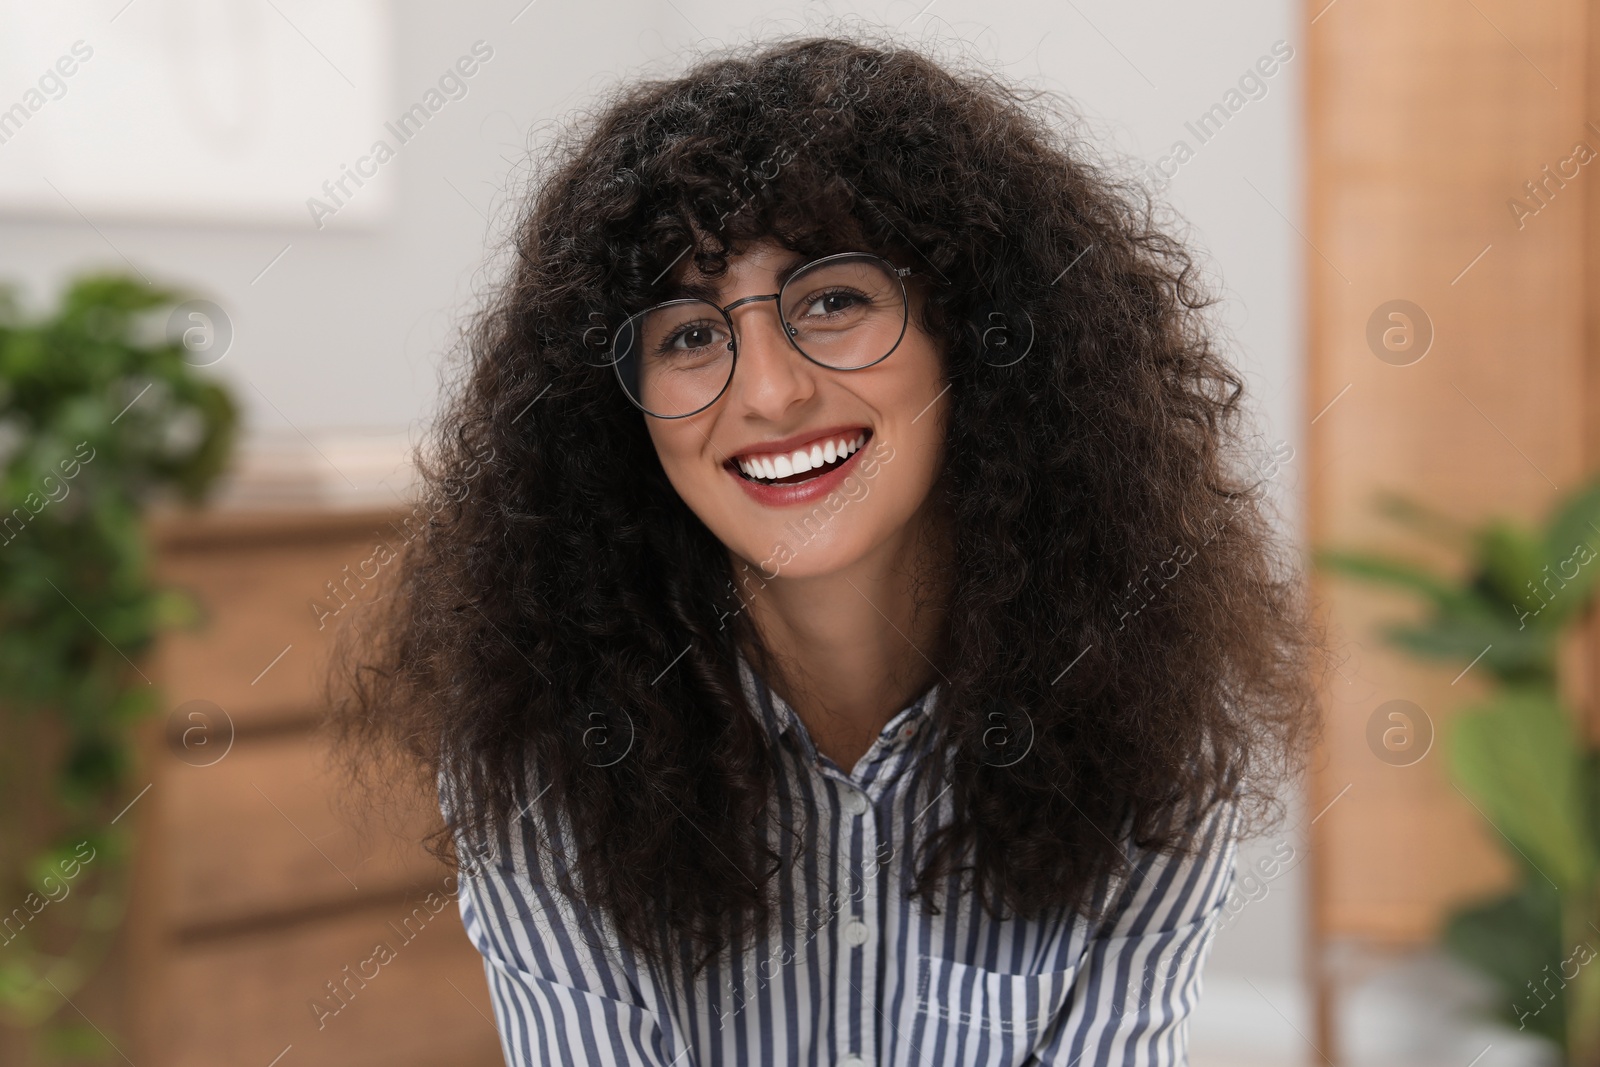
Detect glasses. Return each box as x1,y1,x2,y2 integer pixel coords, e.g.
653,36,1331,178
610,251,913,419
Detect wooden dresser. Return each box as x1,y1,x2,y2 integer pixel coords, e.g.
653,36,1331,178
127,506,504,1067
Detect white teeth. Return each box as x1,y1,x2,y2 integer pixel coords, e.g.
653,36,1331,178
736,432,868,483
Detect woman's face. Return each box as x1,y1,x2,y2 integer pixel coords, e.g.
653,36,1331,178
643,238,949,582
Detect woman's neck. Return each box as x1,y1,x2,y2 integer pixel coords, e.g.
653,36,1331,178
736,503,952,772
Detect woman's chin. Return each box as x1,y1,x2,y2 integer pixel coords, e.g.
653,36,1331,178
732,531,873,583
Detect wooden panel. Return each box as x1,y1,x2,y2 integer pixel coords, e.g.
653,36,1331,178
1306,0,1590,946
1588,0,1600,756
158,730,444,932
149,507,410,729
129,507,502,1067
158,895,502,1067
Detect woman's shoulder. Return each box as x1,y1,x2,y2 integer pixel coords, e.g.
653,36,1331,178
1088,792,1242,945
436,760,570,883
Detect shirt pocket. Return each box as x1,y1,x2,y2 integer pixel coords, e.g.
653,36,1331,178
894,954,1079,1067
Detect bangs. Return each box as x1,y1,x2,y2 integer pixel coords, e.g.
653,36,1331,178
622,157,892,306
588,52,915,310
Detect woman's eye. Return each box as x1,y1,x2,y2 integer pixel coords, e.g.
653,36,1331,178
662,322,723,353
800,289,865,317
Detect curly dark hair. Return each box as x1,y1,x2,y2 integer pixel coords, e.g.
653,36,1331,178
330,29,1327,979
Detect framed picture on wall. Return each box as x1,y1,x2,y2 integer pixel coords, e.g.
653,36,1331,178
0,0,394,228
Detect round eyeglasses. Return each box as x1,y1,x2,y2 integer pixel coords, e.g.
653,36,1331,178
610,251,913,419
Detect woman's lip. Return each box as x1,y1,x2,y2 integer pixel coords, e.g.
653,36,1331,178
725,430,873,508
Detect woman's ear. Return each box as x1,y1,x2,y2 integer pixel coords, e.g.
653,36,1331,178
966,300,1035,367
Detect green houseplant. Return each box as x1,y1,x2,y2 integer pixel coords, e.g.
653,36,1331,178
0,276,236,1062
1317,480,1600,1064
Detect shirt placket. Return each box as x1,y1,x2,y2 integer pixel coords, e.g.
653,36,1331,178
832,764,877,1067
761,666,931,1067
815,718,923,1067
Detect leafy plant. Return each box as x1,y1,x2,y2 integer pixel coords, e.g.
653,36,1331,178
0,276,236,1061
1317,483,1600,1063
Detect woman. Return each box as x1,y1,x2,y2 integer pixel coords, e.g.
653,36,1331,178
335,31,1324,1067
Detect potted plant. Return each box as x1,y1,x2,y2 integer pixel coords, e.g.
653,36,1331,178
1318,481,1600,1064
0,276,236,1063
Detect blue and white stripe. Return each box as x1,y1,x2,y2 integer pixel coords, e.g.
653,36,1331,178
453,653,1239,1066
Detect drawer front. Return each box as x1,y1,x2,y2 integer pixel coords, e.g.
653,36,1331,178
153,530,398,729
160,897,501,1067
161,730,443,931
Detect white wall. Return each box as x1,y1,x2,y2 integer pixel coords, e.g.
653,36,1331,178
0,1,1309,1059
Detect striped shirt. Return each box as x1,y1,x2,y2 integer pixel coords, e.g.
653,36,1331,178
453,653,1240,1066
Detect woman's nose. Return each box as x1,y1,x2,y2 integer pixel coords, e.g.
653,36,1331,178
726,300,816,416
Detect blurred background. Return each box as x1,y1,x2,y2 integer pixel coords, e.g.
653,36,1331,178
0,1,1588,1065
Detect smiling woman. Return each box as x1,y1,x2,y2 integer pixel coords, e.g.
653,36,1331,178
330,29,1327,1067
634,241,951,653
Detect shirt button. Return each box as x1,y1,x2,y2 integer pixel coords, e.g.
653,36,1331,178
843,790,869,815
843,919,869,946
900,724,916,740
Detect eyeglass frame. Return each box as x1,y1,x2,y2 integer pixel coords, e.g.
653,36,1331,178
609,250,916,420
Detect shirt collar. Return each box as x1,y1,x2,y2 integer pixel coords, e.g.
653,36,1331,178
737,649,796,739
